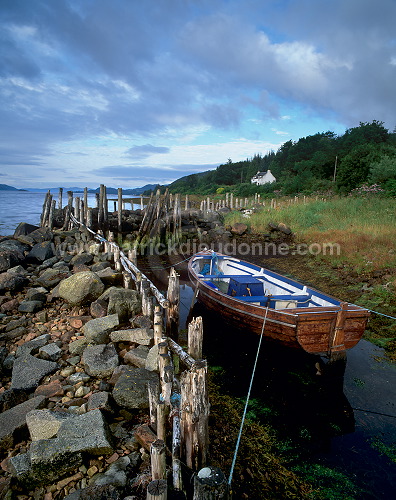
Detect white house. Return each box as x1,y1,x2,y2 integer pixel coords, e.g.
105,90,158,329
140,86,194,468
251,170,276,185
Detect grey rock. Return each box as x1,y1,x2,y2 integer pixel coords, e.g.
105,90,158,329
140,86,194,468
95,268,123,287
16,334,51,357
18,300,44,313
8,452,32,484
2,353,16,371
124,346,150,368
130,315,152,329
11,353,58,391
69,337,89,355
0,395,46,450
26,288,47,302
0,326,27,341
13,222,39,238
64,485,121,500
70,253,94,267
91,456,130,487
112,367,158,409
29,441,84,485
38,343,63,361
110,328,153,345
91,261,111,272
58,408,113,455
28,227,53,243
0,242,26,272
67,355,81,366
26,409,74,441
27,241,55,263
0,387,28,412
0,271,27,293
36,266,71,288
82,344,119,378
82,314,119,344
87,391,113,412
59,271,105,306
106,288,141,323
36,256,59,272
7,265,27,275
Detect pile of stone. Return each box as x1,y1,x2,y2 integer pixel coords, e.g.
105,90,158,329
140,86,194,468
0,223,165,500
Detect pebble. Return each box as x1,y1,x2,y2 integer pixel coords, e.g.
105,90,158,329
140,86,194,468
60,366,75,377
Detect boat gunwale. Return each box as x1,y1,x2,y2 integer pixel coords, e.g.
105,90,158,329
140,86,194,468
188,251,370,317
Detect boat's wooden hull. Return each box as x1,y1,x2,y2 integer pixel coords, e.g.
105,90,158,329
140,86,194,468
188,255,370,355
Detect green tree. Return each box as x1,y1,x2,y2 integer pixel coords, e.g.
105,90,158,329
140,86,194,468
336,144,381,193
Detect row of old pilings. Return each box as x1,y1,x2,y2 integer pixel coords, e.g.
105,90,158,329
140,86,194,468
68,216,230,499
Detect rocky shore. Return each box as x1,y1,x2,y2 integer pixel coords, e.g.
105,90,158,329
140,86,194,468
0,222,168,500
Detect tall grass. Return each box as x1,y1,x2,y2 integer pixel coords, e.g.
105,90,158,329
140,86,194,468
225,197,396,272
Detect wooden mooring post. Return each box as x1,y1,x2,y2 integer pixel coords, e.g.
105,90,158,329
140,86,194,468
166,268,180,339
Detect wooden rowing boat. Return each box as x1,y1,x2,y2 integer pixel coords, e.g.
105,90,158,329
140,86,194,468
188,251,370,356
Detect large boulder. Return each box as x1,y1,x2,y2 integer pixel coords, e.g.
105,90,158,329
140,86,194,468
58,271,105,306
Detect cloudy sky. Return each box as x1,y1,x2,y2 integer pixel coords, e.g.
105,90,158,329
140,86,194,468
1,0,396,189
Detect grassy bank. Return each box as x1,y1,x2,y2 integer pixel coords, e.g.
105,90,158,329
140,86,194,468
225,196,396,273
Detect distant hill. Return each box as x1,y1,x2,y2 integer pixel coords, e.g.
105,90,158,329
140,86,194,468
23,184,160,195
0,184,25,191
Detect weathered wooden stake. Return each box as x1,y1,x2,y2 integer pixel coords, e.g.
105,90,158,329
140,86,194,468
154,305,163,345
98,184,104,226
146,479,167,500
114,246,122,272
62,191,73,230
157,401,166,441
193,467,228,499
83,187,88,221
180,360,209,471
118,187,123,233
148,380,160,431
128,248,137,266
166,268,180,339
48,199,56,230
188,316,203,360
58,188,63,210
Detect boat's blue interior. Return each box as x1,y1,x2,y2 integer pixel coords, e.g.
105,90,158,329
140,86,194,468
193,253,340,309
203,275,312,308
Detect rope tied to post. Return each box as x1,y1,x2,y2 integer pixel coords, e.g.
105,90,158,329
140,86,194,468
228,306,270,488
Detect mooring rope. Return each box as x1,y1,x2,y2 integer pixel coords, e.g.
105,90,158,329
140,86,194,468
228,306,270,487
